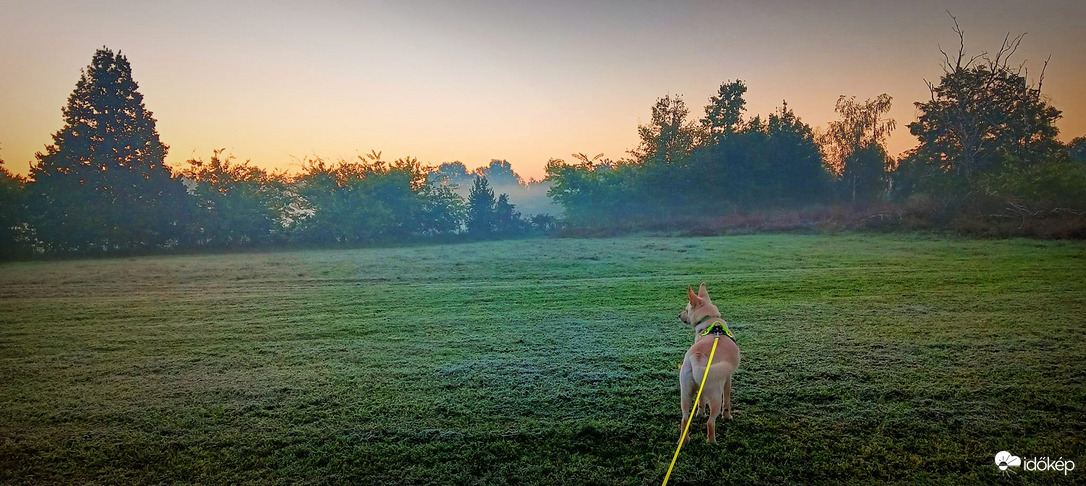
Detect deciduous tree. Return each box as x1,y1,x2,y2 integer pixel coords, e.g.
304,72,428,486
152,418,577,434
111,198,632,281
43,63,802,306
821,94,896,202
908,15,1061,188
1066,136,1086,164
634,95,697,165
701,79,748,144
474,159,523,187
291,152,461,244
182,149,288,247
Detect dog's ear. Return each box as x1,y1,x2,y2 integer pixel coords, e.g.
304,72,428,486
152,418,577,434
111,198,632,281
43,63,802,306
688,286,701,306
698,282,709,300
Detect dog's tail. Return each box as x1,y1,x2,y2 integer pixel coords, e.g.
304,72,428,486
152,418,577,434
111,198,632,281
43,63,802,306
691,352,734,384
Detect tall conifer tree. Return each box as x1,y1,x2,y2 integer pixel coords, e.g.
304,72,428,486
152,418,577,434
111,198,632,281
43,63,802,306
31,47,186,251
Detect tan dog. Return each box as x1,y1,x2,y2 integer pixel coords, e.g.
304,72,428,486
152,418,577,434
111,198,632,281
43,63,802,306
677,283,740,444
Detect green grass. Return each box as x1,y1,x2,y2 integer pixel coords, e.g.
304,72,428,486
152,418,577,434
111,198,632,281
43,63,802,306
1,234,1084,485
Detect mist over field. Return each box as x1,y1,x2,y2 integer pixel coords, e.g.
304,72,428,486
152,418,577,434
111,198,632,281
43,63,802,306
428,159,560,218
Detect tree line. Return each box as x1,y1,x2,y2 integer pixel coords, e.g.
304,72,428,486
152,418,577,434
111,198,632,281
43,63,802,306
545,19,1085,233
0,49,552,257
2,18,1085,258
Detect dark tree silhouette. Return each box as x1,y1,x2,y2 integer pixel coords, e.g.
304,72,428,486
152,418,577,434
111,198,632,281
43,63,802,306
634,95,697,165
821,94,896,203
702,79,748,143
182,149,288,247
908,15,1062,189
291,152,461,244
474,159,523,187
0,155,26,259
547,91,833,224
1066,137,1086,164
29,47,187,252
418,183,465,237
429,161,472,188
466,176,496,237
761,102,831,205
493,193,523,237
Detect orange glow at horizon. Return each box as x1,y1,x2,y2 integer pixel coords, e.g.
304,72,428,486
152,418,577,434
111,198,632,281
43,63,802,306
2,1,1083,183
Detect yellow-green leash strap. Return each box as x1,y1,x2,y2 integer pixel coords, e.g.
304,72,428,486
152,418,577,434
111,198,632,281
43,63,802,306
662,336,719,486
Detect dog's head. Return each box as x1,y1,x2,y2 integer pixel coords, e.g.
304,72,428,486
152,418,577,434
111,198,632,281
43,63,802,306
678,282,720,327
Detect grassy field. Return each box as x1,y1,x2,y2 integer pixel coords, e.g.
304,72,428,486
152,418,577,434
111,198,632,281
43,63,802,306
1,234,1084,485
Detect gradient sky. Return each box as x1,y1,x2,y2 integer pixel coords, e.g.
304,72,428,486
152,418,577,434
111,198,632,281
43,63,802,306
2,0,1083,181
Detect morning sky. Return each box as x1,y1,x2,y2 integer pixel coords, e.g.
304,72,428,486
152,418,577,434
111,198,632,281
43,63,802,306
1,0,1083,180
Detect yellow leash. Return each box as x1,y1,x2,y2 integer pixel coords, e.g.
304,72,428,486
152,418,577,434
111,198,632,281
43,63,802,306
662,336,719,486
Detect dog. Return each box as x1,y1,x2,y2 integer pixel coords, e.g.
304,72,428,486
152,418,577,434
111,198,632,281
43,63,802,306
677,282,740,444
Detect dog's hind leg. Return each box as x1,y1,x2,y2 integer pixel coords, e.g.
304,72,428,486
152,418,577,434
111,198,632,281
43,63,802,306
679,365,694,443
705,383,725,444
692,365,708,417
